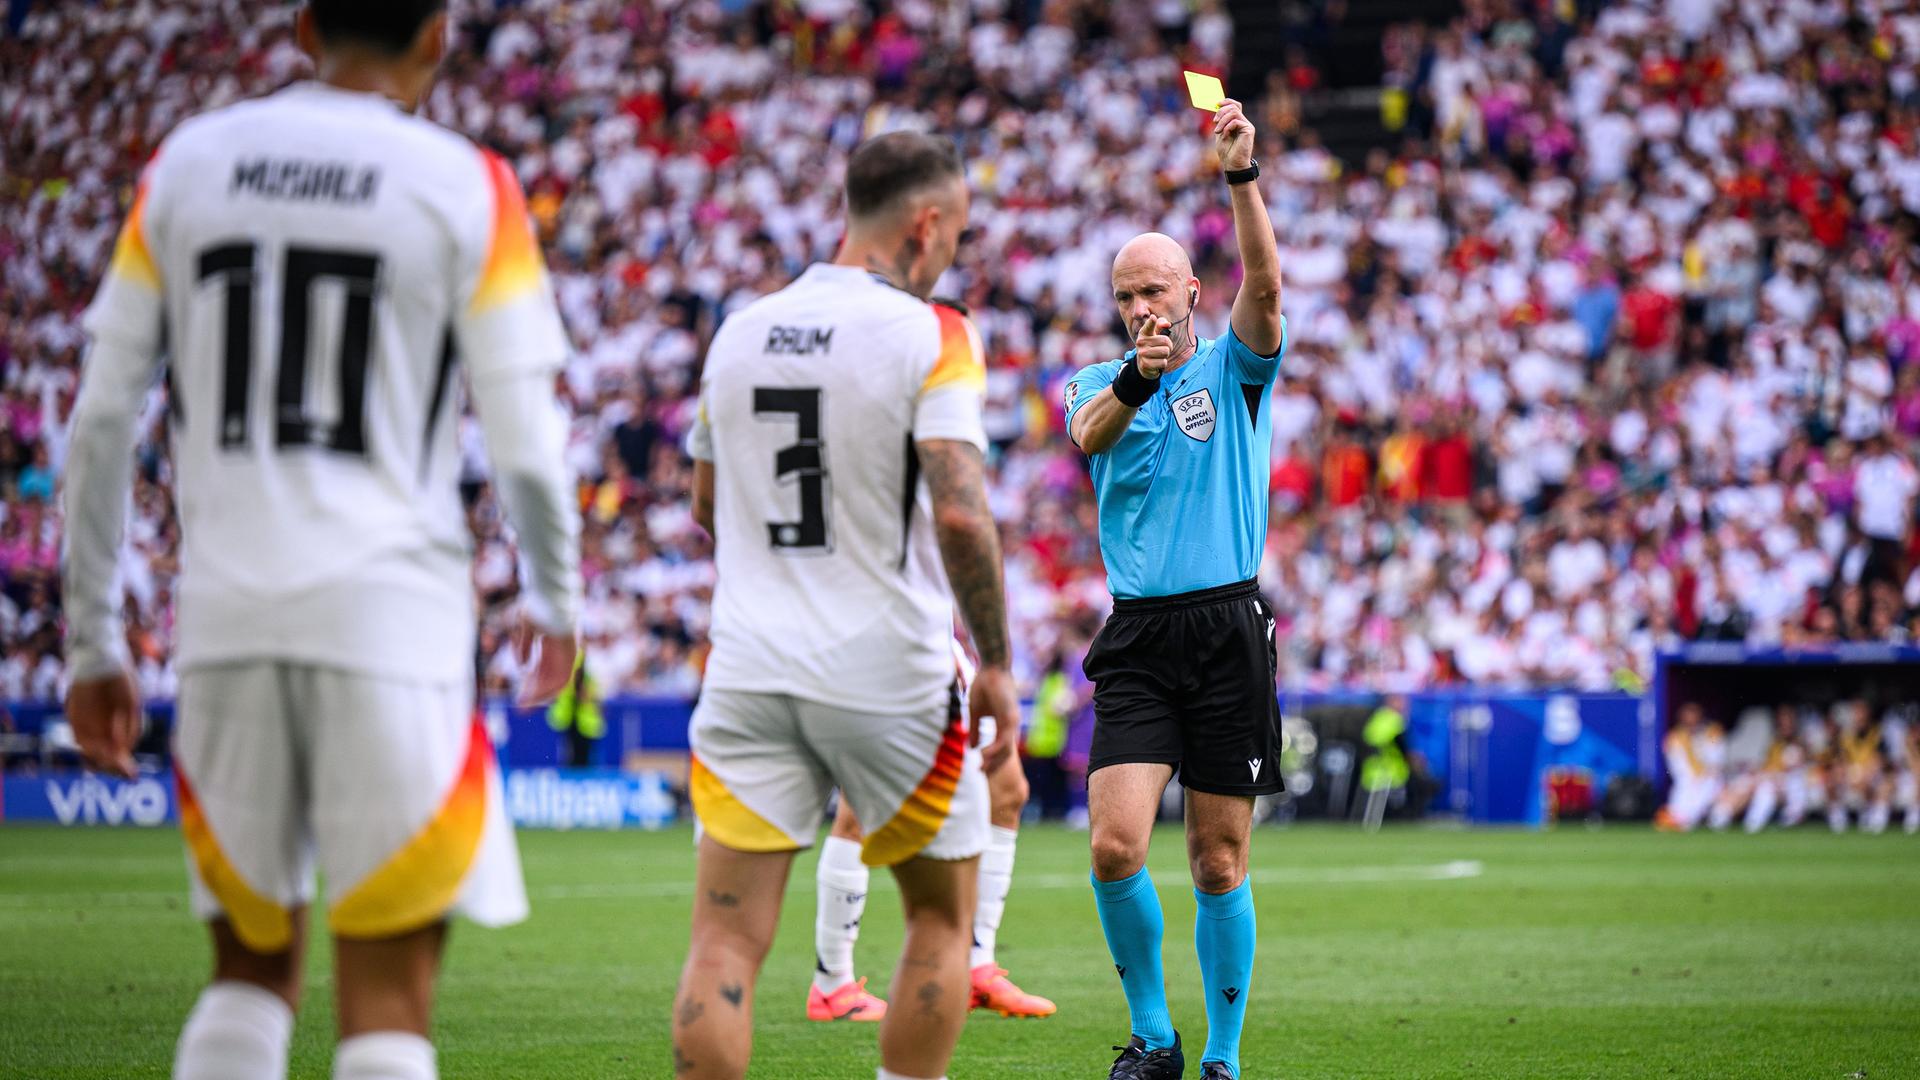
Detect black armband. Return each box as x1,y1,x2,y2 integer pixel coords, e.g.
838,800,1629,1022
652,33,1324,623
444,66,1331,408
1112,358,1161,408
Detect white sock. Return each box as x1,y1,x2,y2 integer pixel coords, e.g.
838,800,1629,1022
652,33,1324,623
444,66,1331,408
1866,803,1890,834
174,981,293,1080
334,1032,436,1080
970,825,1018,970
1830,805,1849,833
877,1069,946,1080
814,835,870,994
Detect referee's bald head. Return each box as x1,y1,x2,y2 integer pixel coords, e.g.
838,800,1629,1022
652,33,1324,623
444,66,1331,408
1112,232,1198,340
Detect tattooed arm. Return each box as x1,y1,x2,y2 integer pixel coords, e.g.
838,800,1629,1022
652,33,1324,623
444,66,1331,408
915,438,1018,772
916,439,1008,665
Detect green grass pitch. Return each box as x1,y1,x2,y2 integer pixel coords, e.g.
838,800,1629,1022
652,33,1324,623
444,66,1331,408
2,822,1917,1078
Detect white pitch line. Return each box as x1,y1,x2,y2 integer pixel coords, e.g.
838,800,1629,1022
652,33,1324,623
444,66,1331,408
534,860,1485,901
0,861,1485,910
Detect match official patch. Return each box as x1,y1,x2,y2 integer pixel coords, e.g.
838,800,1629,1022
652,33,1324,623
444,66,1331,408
1173,388,1215,442
1065,381,1081,411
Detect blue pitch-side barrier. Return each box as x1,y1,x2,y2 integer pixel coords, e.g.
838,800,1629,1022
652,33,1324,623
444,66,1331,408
10,647,1919,828
1282,689,1656,825
0,768,678,830
3,688,1667,827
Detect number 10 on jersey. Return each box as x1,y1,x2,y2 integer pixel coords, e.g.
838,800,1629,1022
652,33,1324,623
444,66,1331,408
196,242,383,457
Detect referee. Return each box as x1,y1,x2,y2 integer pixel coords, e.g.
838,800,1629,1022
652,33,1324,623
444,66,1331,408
1063,98,1284,1080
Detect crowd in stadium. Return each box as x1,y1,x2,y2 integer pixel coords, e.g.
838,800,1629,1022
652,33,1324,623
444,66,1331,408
6,0,1920,703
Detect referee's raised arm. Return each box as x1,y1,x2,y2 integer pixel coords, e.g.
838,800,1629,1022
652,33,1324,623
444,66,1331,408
1215,98,1283,356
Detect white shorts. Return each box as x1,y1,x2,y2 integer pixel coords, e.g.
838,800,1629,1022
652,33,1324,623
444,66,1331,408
689,688,988,867
174,662,526,953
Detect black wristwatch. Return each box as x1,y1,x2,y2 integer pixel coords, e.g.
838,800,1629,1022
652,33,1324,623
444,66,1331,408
1224,158,1260,185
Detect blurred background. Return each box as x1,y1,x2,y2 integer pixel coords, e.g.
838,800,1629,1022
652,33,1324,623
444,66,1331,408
5,0,1920,831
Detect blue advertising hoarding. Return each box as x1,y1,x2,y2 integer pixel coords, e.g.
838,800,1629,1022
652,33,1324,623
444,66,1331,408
3,769,178,826
7,689,1666,828
2,768,674,830
1280,689,1655,826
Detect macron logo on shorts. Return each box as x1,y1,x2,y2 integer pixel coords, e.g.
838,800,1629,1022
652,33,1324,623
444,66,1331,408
1248,758,1262,781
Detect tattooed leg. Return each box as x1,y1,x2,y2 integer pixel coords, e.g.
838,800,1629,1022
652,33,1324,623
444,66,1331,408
881,853,980,1080
671,834,795,1079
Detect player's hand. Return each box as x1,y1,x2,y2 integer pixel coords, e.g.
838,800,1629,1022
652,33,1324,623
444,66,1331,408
65,670,142,780
513,617,579,707
968,665,1020,774
1133,314,1174,378
1213,98,1255,172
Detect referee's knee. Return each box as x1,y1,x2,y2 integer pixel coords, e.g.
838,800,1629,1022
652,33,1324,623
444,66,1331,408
1089,830,1148,882
1189,847,1247,894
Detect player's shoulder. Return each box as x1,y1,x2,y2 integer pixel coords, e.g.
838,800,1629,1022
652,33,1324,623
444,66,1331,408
139,94,257,177
925,296,982,350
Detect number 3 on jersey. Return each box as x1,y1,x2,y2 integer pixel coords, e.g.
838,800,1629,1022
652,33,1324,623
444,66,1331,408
754,386,831,553
196,241,382,457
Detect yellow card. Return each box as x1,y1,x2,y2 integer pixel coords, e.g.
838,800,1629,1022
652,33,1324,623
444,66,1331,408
1184,70,1225,111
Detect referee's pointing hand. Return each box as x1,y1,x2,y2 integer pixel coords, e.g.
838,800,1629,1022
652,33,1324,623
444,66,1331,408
1133,314,1174,379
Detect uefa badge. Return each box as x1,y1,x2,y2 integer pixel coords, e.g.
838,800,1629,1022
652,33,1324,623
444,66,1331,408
1173,388,1215,442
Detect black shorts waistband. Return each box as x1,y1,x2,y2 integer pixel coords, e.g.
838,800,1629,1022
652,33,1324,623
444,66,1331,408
1111,578,1258,615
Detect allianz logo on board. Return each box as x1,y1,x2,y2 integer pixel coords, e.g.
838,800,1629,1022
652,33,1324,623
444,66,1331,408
504,769,631,830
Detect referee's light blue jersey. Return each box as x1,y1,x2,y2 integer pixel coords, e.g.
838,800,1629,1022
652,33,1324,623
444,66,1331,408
1064,320,1288,600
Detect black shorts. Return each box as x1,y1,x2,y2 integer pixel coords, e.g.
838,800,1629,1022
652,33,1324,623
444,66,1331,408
1083,578,1284,797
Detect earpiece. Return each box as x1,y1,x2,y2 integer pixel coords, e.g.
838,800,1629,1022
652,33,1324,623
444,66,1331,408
1189,286,1198,308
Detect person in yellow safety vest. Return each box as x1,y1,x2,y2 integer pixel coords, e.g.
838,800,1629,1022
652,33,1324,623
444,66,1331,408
1356,694,1414,828
1023,666,1074,818
547,653,604,768
1028,669,1071,758
1361,694,1410,796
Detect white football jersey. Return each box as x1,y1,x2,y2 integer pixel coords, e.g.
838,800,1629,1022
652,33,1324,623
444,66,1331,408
689,264,988,713
71,82,577,684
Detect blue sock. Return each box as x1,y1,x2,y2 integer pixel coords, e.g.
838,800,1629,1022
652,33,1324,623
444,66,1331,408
1091,868,1174,1049
1194,879,1255,1077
